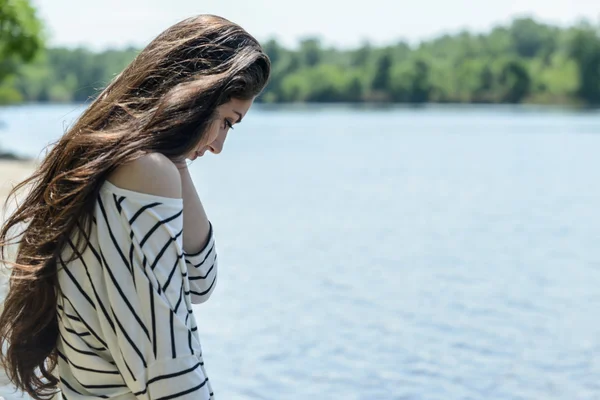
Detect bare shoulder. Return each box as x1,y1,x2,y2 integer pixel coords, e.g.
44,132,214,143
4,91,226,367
107,153,182,199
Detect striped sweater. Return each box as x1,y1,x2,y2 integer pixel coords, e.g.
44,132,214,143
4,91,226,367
56,180,217,399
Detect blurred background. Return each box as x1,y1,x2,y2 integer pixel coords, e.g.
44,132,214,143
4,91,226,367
1,0,600,399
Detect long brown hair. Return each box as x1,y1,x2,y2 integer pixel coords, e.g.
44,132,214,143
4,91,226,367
0,14,270,399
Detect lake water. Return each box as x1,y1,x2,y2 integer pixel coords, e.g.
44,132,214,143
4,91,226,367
1,103,600,399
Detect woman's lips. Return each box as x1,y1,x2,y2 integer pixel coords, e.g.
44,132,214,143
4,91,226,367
189,148,206,161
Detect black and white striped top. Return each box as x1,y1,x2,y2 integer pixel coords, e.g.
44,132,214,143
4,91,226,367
56,180,217,399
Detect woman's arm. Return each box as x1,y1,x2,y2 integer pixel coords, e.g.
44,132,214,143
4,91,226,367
103,154,214,399
109,155,211,255
177,165,211,255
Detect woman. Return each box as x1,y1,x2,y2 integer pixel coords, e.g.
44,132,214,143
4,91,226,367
0,14,270,400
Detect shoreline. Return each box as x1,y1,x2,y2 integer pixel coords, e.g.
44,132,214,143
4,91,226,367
0,158,37,300
0,159,36,203
0,160,36,398
1,101,598,111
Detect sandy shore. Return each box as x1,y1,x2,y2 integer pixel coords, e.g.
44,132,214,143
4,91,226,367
0,160,36,399
0,158,36,301
0,160,36,201
0,160,36,191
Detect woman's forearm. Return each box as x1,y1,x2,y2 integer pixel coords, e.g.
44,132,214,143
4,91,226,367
178,166,211,254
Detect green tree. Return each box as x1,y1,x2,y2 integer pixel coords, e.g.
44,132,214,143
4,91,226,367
263,38,283,66
299,37,323,67
498,59,531,103
0,0,44,103
344,75,364,102
568,24,600,104
350,41,372,67
2,16,599,106
409,59,431,103
390,59,432,103
372,52,392,92
0,0,44,63
280,64,352,102
509,18,557,59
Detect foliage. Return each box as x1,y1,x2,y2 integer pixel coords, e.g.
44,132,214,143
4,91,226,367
1,17,600,105
0,0,44,104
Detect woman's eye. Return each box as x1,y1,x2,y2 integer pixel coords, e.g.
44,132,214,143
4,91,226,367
224,119,234,130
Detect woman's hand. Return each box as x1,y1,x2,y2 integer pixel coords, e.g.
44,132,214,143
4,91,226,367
172,157,189,170
172,148,206,169
167,153,211,254
177,160,211,255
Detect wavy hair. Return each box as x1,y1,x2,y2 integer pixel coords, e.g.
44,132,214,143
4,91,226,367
0,14,270,399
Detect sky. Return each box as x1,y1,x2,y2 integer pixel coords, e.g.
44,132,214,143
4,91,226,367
31,0,599,50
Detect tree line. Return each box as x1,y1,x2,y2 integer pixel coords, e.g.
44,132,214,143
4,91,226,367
0,12,599,106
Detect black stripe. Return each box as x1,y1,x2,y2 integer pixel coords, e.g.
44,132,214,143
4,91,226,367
189,276,217,297
142,255,162,294
188,329,193,355
140,210,183,248
98,196,133,275
128,202,162,225
60,378,83,396
59,297,108,348
184,223,213,257
151,361,202,386
150,280,157,359
150,230,183,271
59,332,103,358
129,232,137,290
132,361,204,397
174,284,184,314
62,325,91,338
66,238,116,333
58,304,81,322
154,377,209,400
170,311,176,358
142,254,150,282
62,328,106,352
60,256,97,310
98,249,150,341
127,202,162,291
191,326,198,332
132,257,137,290
188,263,215,281
74,222,102,277
61,377,109,399
61,364,116,398
113,194,124,214
162,253,184,292
85,342,107,352
80,382,128,390
109,305,147,368
185,242,215,268
57,350,120,375
119,347,137,383
75,224,102,265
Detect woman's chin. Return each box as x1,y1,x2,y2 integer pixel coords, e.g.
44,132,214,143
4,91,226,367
188,150,206,162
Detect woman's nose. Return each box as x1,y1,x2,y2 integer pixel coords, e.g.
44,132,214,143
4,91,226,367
208,142,222,154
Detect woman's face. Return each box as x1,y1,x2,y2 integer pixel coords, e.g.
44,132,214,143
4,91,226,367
187,97,254,161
